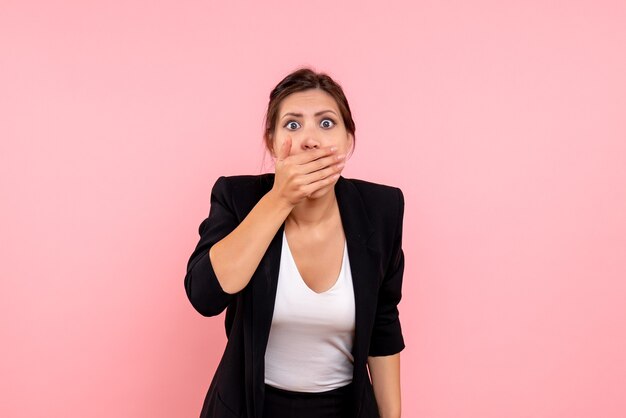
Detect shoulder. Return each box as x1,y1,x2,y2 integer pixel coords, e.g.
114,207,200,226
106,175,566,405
338,176,405,237
344,177,403,202
212,173,274,191
210,173,274,216
211,173,274,198
340,176,404,216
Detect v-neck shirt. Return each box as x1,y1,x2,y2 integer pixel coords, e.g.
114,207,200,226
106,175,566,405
264,231,356,392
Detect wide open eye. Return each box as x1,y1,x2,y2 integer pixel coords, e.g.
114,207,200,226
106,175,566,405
284,120,301,130
320,118,336,129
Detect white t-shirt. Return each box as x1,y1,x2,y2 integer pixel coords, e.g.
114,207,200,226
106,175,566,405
264,231,356,392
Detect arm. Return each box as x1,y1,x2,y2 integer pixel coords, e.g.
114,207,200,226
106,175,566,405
184,176,292,316
368,353,401,418
207,142,343,295
368,187,406,417
183,176,243,316
203,142,345,297
184,143,343,316
208,184,293,294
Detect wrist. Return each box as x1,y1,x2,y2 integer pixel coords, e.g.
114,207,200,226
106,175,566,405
265,188,295,214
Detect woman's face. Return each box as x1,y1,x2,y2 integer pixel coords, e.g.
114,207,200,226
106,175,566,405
272,88,354,161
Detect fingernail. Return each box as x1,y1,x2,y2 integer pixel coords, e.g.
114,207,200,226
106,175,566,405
337,154,346,160
330,146,337,152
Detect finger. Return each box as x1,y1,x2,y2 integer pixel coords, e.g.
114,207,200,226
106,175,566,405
277,137,292,161
290,146,337,165
299,153,345,175
301,160,345,185
300,171,341,195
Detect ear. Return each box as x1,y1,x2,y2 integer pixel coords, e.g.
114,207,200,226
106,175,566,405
267,134,277,159
347,132,354,153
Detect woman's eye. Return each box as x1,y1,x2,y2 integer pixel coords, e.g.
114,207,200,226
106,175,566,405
285,120,301,130
321,118,335,129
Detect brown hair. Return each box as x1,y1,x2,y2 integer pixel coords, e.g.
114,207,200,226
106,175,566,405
263,67,356,156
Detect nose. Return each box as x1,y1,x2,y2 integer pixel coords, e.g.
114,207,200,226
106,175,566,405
301,140,319,150
300,132,321,150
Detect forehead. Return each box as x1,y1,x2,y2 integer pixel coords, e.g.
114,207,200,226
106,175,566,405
279,89,340,116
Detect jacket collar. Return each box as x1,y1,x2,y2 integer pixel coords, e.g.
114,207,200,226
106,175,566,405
335,175,376,249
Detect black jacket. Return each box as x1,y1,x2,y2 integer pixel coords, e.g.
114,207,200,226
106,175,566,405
184,173,405,418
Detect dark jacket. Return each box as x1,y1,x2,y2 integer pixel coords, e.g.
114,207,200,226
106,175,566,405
184,173,405,418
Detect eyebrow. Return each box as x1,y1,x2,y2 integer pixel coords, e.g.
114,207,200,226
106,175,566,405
280,109,338,120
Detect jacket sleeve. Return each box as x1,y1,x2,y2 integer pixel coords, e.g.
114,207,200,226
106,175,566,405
368,187,406,356
184,176,238,317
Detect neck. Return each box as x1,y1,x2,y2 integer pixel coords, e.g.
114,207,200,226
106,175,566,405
287,188,338,229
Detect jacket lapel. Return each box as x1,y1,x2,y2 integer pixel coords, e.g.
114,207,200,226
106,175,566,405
335,176,383,416
249,174,381,417
250,186,284,418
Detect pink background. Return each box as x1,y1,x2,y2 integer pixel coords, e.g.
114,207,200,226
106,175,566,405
2,1,625,417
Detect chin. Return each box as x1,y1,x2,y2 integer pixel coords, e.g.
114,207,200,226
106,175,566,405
307,181,337,200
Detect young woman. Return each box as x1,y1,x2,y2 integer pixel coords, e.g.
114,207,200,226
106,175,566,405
185,67,405,418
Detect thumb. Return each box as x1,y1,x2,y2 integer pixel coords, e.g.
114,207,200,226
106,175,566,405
277,136,292,161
